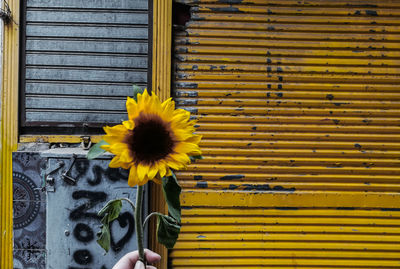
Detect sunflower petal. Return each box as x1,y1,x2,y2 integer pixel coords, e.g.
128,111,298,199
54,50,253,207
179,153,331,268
147,164,158,180
175,142,202,155
128,166,139,187
137,163,150,182
103,124,128,136
109,156,122,168
127,97,139,120
122,120,135,130
110,143,129,155
120,149,133,163
103,135,124,145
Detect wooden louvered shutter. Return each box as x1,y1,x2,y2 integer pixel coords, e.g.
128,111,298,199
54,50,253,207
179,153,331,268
172,0,400,268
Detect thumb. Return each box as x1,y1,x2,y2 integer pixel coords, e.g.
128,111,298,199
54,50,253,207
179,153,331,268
134,260,146,269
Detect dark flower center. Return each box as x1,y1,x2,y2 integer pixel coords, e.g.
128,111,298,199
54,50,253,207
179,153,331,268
126,113,174,164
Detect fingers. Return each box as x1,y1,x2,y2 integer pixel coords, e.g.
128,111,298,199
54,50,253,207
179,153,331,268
144,249,161,264
134,260,145,269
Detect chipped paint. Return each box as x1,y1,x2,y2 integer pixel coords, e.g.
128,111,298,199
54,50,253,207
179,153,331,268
172,0,400,267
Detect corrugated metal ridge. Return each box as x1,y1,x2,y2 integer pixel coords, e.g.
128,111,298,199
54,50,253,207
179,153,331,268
172,0,400,268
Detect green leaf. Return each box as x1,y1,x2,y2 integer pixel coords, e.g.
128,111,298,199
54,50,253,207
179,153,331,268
157,214,181,249
87,140,109,160
98,199,122,222
132,84,144,101
189,155,203,162
162,171,182,223
96,224,111,253
96,199,122,252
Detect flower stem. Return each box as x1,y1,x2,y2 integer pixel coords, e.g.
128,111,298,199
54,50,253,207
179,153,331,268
135,185,145,264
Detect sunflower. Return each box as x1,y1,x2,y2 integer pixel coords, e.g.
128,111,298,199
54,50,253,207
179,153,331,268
100,89,201,186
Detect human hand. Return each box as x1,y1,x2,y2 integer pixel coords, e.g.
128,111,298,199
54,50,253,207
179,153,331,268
112,249,161,269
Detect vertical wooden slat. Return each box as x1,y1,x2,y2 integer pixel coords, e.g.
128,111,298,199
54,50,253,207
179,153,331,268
0,0,19,267
149,0,172,268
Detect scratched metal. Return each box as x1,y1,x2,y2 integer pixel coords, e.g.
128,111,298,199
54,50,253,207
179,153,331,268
171,0,400,268
13,149,148,269
22,0,148,128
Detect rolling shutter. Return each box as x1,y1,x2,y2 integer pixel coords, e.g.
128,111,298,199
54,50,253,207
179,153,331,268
172,0,400,267
21,0,148,131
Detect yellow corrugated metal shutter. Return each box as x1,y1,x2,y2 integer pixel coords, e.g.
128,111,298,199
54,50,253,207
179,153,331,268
172,0,400,268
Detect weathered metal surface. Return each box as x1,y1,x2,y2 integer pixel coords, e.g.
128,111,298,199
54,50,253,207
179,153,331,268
172,0,400,267
12,149,148,269
22,0,149,128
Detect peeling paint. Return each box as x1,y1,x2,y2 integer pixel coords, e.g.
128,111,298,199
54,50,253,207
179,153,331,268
220,175,245,180
243,184,295,192
365,10,378,16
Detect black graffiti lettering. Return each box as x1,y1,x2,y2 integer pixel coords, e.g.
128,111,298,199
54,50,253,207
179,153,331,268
105,167,128,182
110,212,135,253
75,159,90,179
69,191,107,221
73,223,94,243
73,249,93,265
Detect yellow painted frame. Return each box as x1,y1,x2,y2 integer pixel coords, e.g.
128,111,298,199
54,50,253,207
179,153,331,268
149,0,172,268
1,0,19,267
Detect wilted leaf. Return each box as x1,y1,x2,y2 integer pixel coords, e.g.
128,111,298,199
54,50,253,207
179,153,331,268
162,171,182,223
87,140,109,160
97,199,122,252
97,224,111,253
157,214,181,249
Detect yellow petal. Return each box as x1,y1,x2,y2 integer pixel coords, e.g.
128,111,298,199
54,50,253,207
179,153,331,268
152,176,162,184
103,135,124,145
128,166,139,187
103,124,128,136
175,142,201,155
100,144,111,151
126,97,138,120
110,143,128,155
137,163,149,181
170,153,190,165
157,161,167,178
122,120,135,130
109,156,122,168
185,134,202,145
120,149,133,163
147,164,158,180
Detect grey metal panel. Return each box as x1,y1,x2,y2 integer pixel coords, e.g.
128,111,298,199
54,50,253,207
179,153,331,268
22,0,149,128
25,68,147,83
26,10,148,25
25,82,134,96
26,39,148,54
26,53,148,69
46,155,147,269
26,111,127,123
27,0,148,10
26,97,126,110
26,25,148,39
13,149,149,268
